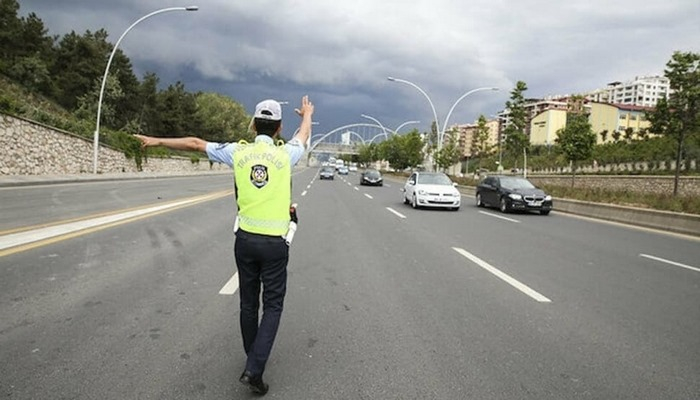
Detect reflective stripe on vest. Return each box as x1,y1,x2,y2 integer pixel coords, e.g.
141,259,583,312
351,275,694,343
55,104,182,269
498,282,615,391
233,141,291,236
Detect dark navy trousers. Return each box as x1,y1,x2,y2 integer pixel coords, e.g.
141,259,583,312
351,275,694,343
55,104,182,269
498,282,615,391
234,229,289,377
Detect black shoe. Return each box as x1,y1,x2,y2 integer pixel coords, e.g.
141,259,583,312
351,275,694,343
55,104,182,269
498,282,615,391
240,370,269,395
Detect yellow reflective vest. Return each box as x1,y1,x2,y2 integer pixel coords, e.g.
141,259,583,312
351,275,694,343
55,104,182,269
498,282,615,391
233,140,291,236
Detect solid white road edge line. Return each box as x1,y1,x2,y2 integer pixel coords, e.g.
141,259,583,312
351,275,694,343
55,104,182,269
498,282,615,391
453,247,552,303
639,254,700,273
386,207,406,219
0,196,210,251
478,211,520,223
219,272,239,295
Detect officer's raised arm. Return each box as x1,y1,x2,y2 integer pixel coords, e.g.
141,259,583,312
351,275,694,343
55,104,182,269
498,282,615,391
292,95,314,147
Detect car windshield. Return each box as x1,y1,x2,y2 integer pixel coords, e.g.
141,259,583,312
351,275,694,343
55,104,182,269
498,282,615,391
417,173,452,185
364,170,381,178
500,177,536,190
321,167,333,173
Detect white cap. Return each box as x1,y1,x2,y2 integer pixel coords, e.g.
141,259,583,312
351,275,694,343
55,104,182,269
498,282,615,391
254,99,282,121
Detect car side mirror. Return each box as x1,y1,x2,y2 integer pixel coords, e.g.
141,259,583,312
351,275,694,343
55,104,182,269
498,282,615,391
400,188,405,192
452,182,458,187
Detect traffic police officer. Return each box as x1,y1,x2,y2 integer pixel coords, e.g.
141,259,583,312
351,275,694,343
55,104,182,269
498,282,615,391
135,95,314,395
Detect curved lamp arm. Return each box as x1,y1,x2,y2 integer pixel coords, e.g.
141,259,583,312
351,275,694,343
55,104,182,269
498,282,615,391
93,6,198,173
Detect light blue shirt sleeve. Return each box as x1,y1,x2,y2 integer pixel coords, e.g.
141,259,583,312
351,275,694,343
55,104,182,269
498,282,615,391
285,138,306,166
206,142,236,168
207,137,304,168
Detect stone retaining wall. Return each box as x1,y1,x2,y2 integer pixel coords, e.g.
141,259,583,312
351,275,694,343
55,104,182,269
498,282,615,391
0,113,228,175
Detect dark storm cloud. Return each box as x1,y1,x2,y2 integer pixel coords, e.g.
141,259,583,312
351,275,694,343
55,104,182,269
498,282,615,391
17,0,700,139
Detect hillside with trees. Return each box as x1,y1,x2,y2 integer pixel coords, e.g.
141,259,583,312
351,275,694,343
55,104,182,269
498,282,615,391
0,0,252,166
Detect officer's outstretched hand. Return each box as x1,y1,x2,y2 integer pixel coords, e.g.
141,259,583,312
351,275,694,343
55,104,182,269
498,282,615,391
133,134,158,148
295,95,314,118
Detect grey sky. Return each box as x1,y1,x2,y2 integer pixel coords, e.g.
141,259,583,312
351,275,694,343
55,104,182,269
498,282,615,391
18,0,700,140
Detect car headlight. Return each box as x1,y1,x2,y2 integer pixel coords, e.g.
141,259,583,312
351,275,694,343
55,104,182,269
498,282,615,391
508,193,522,200
418,189,426,195
544,195,552,201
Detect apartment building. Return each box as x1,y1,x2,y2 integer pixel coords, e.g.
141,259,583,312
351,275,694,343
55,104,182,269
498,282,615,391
588,103,653,143
528,102,654,145
598,75,671,107
448,119,500,158
497,97,570,133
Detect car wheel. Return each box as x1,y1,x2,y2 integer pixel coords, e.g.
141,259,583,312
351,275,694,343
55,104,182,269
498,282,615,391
540,210,551,216
403,194,409,204
476,193,484,207
499,197,510,213
411,194,418,209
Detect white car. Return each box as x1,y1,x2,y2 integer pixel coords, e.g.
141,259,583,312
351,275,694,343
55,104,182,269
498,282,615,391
401,172,461,210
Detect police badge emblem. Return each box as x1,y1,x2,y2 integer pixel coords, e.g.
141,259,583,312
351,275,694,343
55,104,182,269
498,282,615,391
250,164,268,188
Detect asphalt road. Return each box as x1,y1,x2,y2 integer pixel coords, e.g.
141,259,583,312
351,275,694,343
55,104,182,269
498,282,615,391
1,169,698,399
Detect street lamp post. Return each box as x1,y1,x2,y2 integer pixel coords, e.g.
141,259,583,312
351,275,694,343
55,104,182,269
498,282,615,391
387,77,439,144
92,5,198,174
394,120,420,133
440,87,499,151
360,114,389,140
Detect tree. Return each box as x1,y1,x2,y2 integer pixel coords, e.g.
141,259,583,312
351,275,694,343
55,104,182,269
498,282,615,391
0,1,55,92
503,81,530,167
50,29,112,110
470,115,492,167
194,92,250,143
647,51,700,196
556,113,596,187
131,72,160,134
357,142,379,167
152,81,202,137
0,0,23,73
433,140,460,172
377,130,424,171
73,73,123,127
611,129,621,142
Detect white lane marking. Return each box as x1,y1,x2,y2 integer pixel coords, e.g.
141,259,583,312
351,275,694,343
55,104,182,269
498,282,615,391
306,184,311,189
347,182,352,186
354,187,359,191
301,190,307,196
453,247,552,303
384,184,391,188
479,211,520,223
364,193,373,199
386,207,406,219
640,254,700,273
0,196,214,251
219,272,239,295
